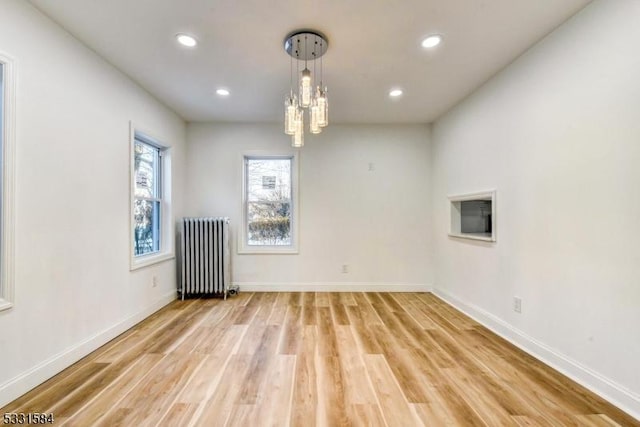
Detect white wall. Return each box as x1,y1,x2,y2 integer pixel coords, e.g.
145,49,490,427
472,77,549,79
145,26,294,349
0,0,186,406
431,0,640,417
187,123,432,290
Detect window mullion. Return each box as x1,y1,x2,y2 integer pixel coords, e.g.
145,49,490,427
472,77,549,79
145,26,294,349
135,196,161,203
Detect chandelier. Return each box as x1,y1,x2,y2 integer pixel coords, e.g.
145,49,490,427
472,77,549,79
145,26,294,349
283,30,329,147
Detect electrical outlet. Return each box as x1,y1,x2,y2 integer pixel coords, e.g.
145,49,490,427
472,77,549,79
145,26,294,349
341,264,349,274
513,297,522,313
152,276,158,287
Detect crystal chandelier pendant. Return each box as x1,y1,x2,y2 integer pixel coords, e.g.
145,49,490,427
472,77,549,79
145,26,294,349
317,87,328,127
310,99,321,134
300,68,312,108
284,94,297,135
292,108,304,148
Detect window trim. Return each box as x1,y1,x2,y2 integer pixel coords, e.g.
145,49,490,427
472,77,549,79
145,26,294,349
239,151,299,255
129,123,174,270
0,53,16,312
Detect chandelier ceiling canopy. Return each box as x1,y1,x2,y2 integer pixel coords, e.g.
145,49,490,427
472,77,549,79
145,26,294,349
284,30,329,61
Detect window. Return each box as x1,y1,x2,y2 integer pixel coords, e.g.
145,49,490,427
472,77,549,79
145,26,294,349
130,126,173,269
134,138,162,255
240,154,299,253
0,53,16,311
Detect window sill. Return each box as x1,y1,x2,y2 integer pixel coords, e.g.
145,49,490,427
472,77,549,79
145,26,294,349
0,299,13,312
448,233,495,242
130,252,175,270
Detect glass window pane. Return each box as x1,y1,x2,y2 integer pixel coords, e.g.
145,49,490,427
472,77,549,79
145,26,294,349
246,158,292,246
247,201,291,245
247,159,291,202
134,140,158,199
134,199,160,255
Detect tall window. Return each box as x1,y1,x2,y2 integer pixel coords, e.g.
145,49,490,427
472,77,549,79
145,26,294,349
0,53,16,311
240,154,298,253
130,127,173,269
134,137,162,255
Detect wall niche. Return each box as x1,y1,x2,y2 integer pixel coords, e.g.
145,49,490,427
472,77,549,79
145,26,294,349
449,190,496,242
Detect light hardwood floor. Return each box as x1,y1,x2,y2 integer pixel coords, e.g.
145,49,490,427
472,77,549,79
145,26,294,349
2,292,638,426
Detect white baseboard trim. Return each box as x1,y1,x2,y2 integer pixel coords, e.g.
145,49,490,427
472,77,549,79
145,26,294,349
233,282,432,293
432,287,640,421
0,291,176,408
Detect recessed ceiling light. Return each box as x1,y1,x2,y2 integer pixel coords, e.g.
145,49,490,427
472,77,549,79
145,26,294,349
421,34,442,48
389,89,403,97
176,34,197,48
216,88,230,96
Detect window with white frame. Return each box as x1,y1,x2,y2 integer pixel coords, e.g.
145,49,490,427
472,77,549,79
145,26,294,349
0,53,16,311
131,128,173,269
240,154,298,253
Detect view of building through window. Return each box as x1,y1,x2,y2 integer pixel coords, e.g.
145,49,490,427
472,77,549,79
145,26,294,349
133,138,162,255
245,157,292,246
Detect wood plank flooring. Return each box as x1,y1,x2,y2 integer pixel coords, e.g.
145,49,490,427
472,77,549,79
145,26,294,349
2,292,638,426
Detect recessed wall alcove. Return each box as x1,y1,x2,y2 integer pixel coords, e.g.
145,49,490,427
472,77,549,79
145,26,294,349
449,190,496,242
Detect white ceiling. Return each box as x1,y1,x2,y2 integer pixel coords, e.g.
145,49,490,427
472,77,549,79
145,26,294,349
28,0,590,124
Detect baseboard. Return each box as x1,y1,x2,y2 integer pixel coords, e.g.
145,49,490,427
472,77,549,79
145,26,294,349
233,282,432,293
0,291,176,408
432,287,640,421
